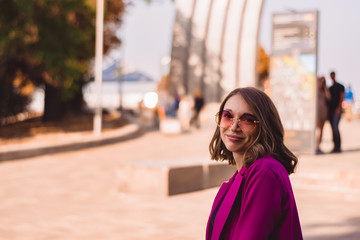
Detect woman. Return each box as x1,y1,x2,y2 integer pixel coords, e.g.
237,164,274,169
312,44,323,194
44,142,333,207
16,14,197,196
316,76,330,154
206,87,302,240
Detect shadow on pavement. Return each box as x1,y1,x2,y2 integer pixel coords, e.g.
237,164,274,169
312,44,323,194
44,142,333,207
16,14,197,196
0,125,154,162
304,217,360,240
342,148,360,153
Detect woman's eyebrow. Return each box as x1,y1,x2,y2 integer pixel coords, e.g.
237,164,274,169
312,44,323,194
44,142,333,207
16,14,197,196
242,113,256,117
223,110,255,116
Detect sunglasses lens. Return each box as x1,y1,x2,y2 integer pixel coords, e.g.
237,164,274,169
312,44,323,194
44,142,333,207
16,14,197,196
240,114,257,125
240,114,258,131
216,111,258,130
220,111,233,127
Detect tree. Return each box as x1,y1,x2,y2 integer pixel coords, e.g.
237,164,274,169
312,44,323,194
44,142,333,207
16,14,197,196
0,0,125,121
257,45,269,87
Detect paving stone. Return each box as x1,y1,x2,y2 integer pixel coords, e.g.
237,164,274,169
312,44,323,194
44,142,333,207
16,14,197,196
0,119,359,239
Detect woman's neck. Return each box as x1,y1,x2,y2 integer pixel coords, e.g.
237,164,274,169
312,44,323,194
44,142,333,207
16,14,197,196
233,152,245,172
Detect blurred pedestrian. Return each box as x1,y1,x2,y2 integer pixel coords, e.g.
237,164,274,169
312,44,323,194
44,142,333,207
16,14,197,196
316,76,331,154
178,95,192,132
172,92,181,113
207,87,302,239
190,88,204,129
344,85,355,121
328,71,345,153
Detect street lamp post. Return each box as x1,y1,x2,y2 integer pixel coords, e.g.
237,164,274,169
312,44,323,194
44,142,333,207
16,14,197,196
93,0,104,136
118,62,123,114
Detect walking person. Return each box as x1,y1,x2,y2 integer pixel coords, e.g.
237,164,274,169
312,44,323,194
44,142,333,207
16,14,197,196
206,87,302,239
178,95,192,132
316,76,331,154
328,71,345,153
190,88,205,129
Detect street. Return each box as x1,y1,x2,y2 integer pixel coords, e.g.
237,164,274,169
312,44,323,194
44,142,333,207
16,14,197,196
0,119,360,239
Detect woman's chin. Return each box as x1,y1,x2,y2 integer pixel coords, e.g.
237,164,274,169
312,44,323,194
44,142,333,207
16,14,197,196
225,144,246,154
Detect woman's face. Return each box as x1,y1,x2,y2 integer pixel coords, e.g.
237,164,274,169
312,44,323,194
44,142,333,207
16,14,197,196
219,94,258,154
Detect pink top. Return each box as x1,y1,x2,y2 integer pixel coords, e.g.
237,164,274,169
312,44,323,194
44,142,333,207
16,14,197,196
206,155,303,240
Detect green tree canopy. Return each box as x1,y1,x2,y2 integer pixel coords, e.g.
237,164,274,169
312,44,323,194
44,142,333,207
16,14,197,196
0,0,125,120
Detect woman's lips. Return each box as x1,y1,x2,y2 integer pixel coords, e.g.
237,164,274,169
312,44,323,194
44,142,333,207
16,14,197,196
226,134,244,141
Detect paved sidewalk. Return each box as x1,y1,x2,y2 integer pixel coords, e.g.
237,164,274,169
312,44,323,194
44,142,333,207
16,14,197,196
0,118,359,239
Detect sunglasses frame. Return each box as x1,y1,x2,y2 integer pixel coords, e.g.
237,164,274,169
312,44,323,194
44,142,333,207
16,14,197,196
215,111,260,130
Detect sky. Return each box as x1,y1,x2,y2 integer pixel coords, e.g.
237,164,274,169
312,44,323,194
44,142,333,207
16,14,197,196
114,0,175,78
118,0,360,99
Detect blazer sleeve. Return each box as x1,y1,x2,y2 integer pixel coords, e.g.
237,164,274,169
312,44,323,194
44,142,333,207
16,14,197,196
235,165,284,239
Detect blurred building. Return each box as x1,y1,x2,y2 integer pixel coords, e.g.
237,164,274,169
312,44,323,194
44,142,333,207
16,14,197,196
83,61,157,112
168,0,264,102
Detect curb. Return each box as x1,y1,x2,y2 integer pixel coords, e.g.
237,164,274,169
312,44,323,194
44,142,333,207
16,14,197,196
0,123,141,162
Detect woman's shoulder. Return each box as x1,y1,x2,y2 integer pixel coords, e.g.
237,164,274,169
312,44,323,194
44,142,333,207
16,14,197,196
251,155,285,170
243,155,289,183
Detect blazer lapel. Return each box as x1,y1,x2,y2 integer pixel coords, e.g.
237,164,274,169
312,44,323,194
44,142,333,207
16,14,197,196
210,172,237,213
206,171,237,239
211,172,244,240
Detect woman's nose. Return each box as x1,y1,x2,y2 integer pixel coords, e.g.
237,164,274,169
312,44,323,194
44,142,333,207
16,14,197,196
229,119,240,131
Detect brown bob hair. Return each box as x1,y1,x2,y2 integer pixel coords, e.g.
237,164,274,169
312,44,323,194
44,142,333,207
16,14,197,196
209,87,298,174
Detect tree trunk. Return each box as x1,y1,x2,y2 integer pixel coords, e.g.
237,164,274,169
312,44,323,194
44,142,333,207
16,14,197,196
68,79,86,113
42,83,64,121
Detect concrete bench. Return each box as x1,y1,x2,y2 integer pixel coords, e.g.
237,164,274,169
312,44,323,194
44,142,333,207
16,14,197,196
117,158,236,197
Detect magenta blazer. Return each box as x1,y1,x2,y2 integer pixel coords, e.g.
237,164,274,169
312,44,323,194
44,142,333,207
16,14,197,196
206,155,303,240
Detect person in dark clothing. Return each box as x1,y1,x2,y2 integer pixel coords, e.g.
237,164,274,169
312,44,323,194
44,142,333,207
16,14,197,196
191,88,205,129
328,71,345,153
